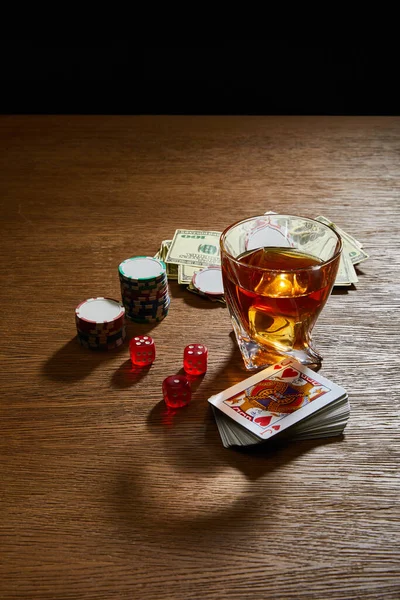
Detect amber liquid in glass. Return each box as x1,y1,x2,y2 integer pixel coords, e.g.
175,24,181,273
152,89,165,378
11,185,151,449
222,247,334,355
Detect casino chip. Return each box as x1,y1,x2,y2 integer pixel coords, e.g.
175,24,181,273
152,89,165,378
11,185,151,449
75,297,126,350
192,266,224,299
245,221,293,252
118,256,170,323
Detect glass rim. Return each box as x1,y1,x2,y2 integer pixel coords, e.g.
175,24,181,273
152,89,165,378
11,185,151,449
220,214,343,273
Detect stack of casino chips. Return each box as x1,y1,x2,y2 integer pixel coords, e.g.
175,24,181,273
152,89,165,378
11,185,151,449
75,297,126,350
119,256,170,323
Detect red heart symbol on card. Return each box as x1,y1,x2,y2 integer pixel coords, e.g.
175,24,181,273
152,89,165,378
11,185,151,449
282,368,298,379
254,416,272,427
274,364,282,370
272,425,280,431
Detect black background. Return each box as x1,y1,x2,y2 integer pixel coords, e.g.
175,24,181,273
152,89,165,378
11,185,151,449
1,44,398,115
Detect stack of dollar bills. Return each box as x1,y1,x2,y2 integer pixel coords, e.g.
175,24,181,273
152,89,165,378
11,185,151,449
153,217,368,300
154,230,226,302
314,215,369,286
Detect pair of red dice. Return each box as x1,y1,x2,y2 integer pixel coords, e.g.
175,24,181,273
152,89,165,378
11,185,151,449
129,338,208,374
129,337,208,408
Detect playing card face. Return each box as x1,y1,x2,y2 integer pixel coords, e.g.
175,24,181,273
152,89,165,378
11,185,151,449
208,359,347,441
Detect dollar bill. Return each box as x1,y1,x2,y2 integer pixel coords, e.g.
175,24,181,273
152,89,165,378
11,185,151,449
178,264,202,285
310,217,359,285
315,215,369,264
334,251,359,286
165,230,222,267
165,262,178,280
154,239,178,280
342,236,368,265
158,240,172,261
264,212,368,267
186,281,226,304
262,213,362,286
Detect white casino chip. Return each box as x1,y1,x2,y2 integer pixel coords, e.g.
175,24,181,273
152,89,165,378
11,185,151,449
246,225,291,251
192,266,224,296
119,256,166,280
76,297,125,323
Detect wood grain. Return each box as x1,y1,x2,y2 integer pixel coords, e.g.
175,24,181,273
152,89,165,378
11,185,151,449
0,115,399,600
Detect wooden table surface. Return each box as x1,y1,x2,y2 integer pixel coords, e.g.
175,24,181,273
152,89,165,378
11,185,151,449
0,115,399,600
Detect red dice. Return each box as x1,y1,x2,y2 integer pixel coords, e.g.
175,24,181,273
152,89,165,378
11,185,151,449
183,344,208,375
162,375,191,408
129,335,156,366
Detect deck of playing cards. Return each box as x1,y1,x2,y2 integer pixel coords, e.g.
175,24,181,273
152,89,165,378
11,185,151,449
208,359,350,448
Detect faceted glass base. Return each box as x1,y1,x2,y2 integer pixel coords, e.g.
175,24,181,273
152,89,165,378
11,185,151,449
231,316,322,371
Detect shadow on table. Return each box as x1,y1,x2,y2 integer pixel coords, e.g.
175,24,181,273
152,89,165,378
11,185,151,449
41,336,127,382
111,424,342,538
332,287,351,296
111,360,152,388
42,318,162,383
168,281,226,310
110,330,344,537
146,398,341,482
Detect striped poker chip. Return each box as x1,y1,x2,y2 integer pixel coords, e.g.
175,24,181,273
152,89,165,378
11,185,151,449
120,281,166,292
126,313,169,324
78,335,126,351
122,288,166,299
120,280,167,290
122,297,169,308
121,289,169,303
77,327,126,345
125,302,170,318
75,319,124,334
123,297,171,308
125,310,170,322
126,297,171,309
77,333,126,348
77,326,126,342
127,307,169,315
125,299,170,309
192,266,224,296
120,286,168,298
121,280,169,292
77,334,126,351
